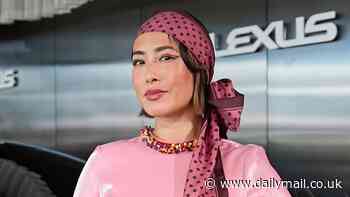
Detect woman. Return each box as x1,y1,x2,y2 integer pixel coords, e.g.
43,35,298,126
73,10,292,197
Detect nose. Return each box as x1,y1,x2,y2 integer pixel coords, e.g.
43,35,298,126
145,64,159,84
146,76,158,84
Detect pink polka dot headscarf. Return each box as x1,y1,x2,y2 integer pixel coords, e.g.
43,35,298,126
136,9,244,197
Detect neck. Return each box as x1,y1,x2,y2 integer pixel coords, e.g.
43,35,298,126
153,107,203,144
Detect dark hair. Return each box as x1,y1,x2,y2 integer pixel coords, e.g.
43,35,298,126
138,35,209,118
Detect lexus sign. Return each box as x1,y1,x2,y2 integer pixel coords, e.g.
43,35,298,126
0,69,18,90
210,11,338,57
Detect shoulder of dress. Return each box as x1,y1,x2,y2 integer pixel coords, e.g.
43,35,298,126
220,138,266,157
96,136,141,155
219,139,269,177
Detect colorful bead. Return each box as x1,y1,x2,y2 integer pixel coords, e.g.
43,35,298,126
139,126,199,154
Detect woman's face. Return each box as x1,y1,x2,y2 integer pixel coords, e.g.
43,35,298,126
132,32,194,117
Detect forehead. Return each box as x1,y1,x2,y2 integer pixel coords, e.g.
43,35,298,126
132,32,178,51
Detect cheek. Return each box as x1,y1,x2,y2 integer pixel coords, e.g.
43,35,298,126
171,71,194,99
132,68,143,96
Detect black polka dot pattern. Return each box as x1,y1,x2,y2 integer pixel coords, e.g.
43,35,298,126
137,10,215,82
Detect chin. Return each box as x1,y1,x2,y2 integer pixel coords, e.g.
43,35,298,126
144,109,170,117
143,105,175,117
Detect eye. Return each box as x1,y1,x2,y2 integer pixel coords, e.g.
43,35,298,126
132,59,144,66
159,55,178,62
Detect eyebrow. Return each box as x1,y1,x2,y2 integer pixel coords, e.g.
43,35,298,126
131,45,178,59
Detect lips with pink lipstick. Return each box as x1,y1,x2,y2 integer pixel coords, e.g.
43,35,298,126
144,89,168,101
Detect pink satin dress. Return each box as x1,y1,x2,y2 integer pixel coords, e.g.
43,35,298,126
73,136,292,197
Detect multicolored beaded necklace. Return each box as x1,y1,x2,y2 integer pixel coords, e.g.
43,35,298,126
139,125,199,154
